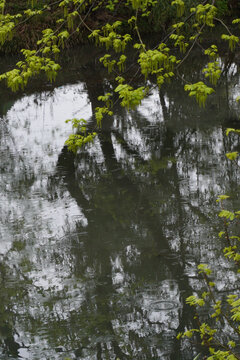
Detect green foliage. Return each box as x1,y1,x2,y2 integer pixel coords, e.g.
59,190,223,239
88,21,132,52
218,209,235,221
95,106,113,126
95,92,114,126
221,34,239,51
170,33,189,53
137,44,178,86
117,54,127,71
0,13,20,46
58,30,70,49
226,152,239,161
0,1,240,358
1,0,239,140
203,61,221,86
99,54,116,73
191,4,217,27
198,264,212,276
0,48,61,91
232,18,240,25
0,0,5,14
65,118,97,153
205,45,219,60
24,8,43,17
115,83,148,109
97,93,113,109
129,0,157,11
225,128,239,162
186,295,205,307
184,82,214,107
226,128,240,136
0,0,236,151
216,194,230,203
171,0,185,17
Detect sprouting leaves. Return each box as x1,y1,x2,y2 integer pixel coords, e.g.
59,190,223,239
0,0,5,14
226,152,239,161
170,33,189,53
202,61,221,85
171,0,185,17
224,246,240,262
58,30,70,49
65,118,97,152
115,84,148,109
184,82,214,107
232,18,240,25
67,10,78,30
129,0,157,11
226,128,240,136
37,28,60,57
98,93,113,109
218,210,235,221
228,341,236,348
95,106,113,126
191,4,217,27
89,21,132,52
216,194,230,203
117,54,127,71
198,264,212,276
0,49,61,91
221,34,239,51
186,295,205,307
211,301,222,320
205,45,219,60
24,9,43,17
0,17,15,45
137,44,179,88
95,93,114,126
99,54,116,73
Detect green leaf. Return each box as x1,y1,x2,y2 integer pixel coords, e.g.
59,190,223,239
226,152,238,161
218,231,225,238
218,210,235,221
216,194,230,202
198,263,212,275
226,128,236,136
184,82,214,107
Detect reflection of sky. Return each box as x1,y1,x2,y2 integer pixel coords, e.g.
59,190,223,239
6,83,92,171
0,84,92,284
0,84,94,359
112,279,180,359
138,88,164,123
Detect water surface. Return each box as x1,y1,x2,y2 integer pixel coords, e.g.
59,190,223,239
0,46,239,359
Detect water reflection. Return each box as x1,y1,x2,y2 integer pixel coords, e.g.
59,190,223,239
0,47,239,359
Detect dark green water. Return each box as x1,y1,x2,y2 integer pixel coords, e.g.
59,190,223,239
0,46,239,359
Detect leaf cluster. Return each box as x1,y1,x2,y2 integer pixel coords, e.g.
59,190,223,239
65,118,97,153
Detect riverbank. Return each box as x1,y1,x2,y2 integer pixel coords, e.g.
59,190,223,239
2,0,240,54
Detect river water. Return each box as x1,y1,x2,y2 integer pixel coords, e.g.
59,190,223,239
0,46,239,359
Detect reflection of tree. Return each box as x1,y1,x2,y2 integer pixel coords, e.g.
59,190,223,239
53,71,202,359
56,144,196,358
54,52,240,358
0,258,32,357
0,48,240,359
